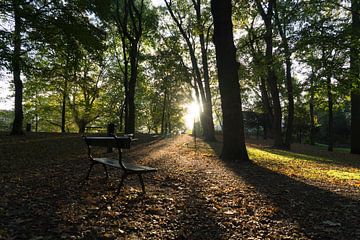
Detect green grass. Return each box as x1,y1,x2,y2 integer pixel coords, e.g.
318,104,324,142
248,147,360,185
186,137,360,187
315,143,350,153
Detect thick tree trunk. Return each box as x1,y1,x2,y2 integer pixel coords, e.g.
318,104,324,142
327,76,333,152
351,92,360,153
211,0,249,162
125,42,138,134
351,0,360,154
309,74,316,145
11,1,24,135
78,120,86,134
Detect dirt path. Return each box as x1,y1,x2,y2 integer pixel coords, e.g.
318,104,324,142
0,134,359,239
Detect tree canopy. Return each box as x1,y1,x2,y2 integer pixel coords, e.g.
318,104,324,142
0,0,359,156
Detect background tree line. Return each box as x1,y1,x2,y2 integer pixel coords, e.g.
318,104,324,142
0,0,359,160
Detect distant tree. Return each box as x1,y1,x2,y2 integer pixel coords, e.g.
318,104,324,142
0,0,105,134
350,0,360,154
273,0,296,149
164,0,216,141
254,0,283,148
0,0,30,135
211,0,249,161
92,0,157,134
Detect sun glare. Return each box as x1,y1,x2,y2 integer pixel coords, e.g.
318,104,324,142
184,101,201,129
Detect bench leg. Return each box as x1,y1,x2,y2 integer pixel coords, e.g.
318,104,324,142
138,174,146,194
116,173,127,195
102,164,109,179
85,162,95,180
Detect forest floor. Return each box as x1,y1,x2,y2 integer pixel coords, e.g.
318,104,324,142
0,133,359,239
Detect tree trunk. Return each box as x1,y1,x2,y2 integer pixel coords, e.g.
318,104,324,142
351,92,360,153
283,56,294,149
211,0,249,162
259,76,273,135
11,1,24,135
248,35,273,137
125,42,138,134
309,73,316,145
165,0,216,141
116,0,143,135
256,0,283,147
61,80,67,133
351,0,360,154
161,88,167,135
121,34,129,134
274,0,294,149
327,76,333,152
35,114,38,132
196,0,216,142
78,120,86,134
119,101,125,133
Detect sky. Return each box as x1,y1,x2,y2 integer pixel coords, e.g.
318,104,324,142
0,71,12,110
152,0,164,7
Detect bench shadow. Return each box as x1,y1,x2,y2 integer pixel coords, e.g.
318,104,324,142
206,140,360,239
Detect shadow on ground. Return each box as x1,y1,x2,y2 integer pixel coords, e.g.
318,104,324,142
207,140,360,239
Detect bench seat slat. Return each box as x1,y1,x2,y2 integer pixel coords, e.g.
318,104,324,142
123,162,157,172
93,158,157,172
93,158,121,168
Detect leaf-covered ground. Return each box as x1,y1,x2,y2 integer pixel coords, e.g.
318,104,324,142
0,133,359,239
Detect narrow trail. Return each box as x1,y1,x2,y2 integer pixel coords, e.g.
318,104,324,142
0,134,359,239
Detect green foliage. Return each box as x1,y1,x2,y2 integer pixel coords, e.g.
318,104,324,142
0,110,13,131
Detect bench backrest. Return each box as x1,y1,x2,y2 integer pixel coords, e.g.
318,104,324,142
83,136,132,149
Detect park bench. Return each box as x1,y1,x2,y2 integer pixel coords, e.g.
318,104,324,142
83,135,157,194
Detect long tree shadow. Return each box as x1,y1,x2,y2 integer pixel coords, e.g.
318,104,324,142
258,147,360,169
207,141,360,239
173,175,225,239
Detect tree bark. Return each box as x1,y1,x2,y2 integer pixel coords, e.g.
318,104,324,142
194,0,216,141
259,76,273,136
351,0,360,154
126,41,138,134
327,76,333,152
255,0,283,147
116,0,143,135
274,1,293,149
161,88,167,135
120,34,129,134
11,0,24,135
61,80,67,133
211,0,249,161
309,73,316,145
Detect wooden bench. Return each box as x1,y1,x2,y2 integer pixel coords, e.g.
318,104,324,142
83,135,157,194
